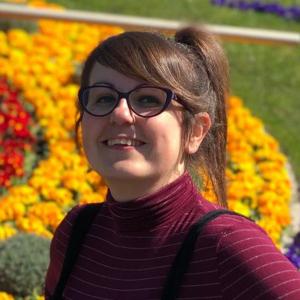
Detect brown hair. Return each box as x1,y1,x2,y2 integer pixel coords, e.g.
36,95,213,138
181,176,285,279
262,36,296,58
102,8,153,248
75,26,229,207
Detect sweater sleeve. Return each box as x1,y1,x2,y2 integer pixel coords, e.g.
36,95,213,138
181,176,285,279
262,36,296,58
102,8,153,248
44,204,83,299
216,216,300,300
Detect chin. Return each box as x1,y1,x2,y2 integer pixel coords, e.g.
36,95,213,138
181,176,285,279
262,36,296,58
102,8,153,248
96,163,152,181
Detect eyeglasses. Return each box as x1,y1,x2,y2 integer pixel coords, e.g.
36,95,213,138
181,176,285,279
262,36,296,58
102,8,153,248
78,84,191,118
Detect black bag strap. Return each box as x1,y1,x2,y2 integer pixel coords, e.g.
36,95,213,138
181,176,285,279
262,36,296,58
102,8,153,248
50,203,103,300
161,209,249,300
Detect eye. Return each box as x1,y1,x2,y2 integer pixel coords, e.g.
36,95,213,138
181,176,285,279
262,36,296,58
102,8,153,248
82,87,119,115
135,95,163,107
88,94,115,108
96,95,115,104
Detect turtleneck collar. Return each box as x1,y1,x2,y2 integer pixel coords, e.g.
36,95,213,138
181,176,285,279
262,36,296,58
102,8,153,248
106,172,199,233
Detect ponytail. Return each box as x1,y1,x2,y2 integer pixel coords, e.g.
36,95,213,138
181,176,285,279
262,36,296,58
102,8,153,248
175,26,229,207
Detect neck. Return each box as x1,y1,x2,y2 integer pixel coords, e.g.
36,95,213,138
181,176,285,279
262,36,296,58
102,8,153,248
106,171,199,233
105,169,185,202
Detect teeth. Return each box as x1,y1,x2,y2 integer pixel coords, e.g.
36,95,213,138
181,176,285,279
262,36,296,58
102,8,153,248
106,138,142,147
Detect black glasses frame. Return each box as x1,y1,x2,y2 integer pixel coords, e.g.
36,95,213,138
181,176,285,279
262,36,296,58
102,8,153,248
78,84,192,118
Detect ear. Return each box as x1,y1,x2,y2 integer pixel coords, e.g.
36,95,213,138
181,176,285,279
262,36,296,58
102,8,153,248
185,112,211,154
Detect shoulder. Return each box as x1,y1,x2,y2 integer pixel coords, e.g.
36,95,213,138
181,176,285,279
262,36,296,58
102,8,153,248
194,195,267,244
44,205,82,297
202,209,267,243
196,207,285,270
203,211,274,260
192,205,268,262
197,209,300,300
44,203,102,297
194,196,265,243
52,204,88,242
46,203,89,265
51,202,103,253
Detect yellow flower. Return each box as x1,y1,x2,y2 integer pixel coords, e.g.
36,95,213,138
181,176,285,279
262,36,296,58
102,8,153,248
0,224,17,241
228,201,251,218
79,191,106,205
7,29,31,49
29,0,64,10
0,291,14,300
48,188,74,207
28,202,64,228
0,38,9,56
12,202,26,219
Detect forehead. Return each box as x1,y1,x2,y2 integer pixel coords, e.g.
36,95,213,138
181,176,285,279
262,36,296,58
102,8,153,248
89,63,148,91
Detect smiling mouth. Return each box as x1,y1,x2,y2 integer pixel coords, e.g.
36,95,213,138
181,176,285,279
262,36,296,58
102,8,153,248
103,138,145,147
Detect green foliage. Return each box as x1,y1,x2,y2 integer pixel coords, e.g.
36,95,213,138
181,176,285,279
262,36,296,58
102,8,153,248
0,233,51,298
0,19,37,32
47,0,300,32
225,42,300,179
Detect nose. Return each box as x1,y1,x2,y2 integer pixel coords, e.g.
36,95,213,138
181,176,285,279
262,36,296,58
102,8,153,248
109,97,135,125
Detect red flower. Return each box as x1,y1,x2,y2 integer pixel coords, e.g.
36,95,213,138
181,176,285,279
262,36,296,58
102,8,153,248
0,77,36,190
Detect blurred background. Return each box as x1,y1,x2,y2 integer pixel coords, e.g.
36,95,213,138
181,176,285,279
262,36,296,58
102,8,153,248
20,0,300,179
0,0,299,299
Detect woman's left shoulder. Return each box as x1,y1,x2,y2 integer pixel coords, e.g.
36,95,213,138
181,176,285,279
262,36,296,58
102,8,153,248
195,198,267,242
204,209,267,239
199,207,277,252
200,208,300,300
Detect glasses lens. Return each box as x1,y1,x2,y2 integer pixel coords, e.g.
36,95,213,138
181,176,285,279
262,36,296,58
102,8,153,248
83,87,118,116
130,87,167,117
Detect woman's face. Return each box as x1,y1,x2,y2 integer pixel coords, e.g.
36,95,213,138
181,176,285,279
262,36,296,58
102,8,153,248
81,63,208,201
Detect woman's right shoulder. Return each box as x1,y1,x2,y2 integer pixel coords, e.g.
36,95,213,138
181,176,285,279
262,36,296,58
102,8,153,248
50,205,87,257
53,203,103,242
44,203,104,297
53,204,85,238
59,204,86,226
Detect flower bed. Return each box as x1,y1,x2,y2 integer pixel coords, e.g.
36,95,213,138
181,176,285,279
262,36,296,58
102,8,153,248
0,21,292,243
0,78,34,189
0,20,123,240
211,0,300,22
0,1,298,298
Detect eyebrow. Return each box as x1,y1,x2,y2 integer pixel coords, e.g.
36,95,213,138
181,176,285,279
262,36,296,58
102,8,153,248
89,82,152,88
91,81,114,86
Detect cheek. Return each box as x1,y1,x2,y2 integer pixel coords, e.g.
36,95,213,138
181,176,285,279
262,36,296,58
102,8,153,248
149,115,183,155
81,114,103,148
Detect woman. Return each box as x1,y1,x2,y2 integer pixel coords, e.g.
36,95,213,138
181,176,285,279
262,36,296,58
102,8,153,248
45,26,300,299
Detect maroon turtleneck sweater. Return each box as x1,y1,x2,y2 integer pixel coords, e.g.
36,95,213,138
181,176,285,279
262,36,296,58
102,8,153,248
45,173,300,299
